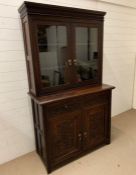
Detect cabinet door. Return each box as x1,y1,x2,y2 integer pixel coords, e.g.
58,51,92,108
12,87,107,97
83,103,107,150
71,23,102,86
47,109,82,165
33,21,73,94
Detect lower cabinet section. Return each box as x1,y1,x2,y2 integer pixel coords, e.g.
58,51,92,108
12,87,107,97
32,90,112,173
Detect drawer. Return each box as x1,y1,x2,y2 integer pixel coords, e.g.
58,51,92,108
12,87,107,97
46,91,109,115
83,91,109,106
46,98,81,114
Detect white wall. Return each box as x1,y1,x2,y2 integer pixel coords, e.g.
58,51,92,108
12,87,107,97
0,0,136,164
99,0,136,8
133,58,136,108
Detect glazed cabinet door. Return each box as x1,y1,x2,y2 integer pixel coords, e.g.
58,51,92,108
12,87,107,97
47,109,82,166
83,103,107,150
31,20,74,95
71,23,102,86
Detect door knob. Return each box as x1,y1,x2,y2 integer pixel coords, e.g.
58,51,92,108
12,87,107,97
73,59,77,65
68,59,72,66
78,133,82,141
83,132,87,137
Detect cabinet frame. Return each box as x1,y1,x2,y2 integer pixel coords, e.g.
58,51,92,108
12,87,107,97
19,2,115,173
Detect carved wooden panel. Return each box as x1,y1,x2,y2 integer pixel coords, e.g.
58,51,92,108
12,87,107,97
83,103,107,150
47,109,81,165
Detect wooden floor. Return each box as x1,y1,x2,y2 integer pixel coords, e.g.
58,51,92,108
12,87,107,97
0,109,136,175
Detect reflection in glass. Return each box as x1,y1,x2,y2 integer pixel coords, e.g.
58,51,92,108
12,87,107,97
75,27,98,82
37,25,68,87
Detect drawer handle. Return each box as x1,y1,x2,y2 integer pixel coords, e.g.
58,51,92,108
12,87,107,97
64,105,68,109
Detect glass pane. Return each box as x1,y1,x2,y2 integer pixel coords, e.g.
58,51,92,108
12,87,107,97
75,27,98,82
37,25,68,87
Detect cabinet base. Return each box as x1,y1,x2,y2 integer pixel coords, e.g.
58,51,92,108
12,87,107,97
39,141,110,173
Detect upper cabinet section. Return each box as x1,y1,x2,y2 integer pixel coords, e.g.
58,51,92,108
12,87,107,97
19,1,106,96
